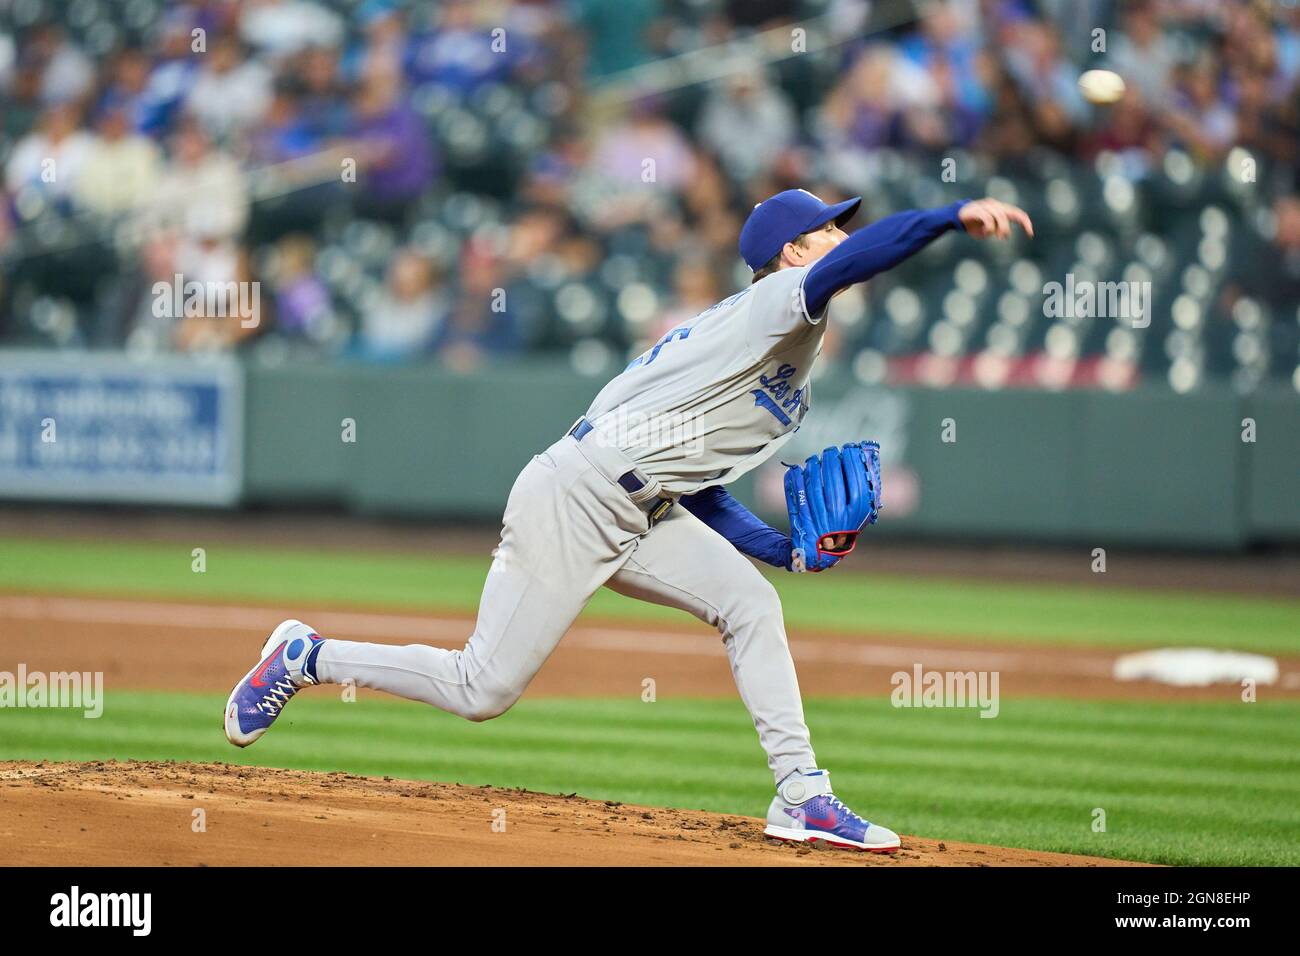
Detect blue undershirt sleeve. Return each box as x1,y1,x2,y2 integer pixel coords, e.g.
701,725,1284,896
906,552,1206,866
802,200,968,318
679,485,793,571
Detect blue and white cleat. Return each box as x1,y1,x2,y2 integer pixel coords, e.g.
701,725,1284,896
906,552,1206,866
223,620,324,747
764,769,901,852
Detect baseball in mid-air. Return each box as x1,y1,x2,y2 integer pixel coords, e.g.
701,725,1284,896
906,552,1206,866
1078,68,1127,105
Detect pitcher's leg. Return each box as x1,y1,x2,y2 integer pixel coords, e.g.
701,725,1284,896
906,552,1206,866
314,445,640,721
604,508,815,784
313,549,582,721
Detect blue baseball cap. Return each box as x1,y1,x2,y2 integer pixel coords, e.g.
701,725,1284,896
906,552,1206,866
739,189,862,271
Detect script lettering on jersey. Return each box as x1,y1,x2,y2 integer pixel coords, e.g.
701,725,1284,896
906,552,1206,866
751,363,805,427
626,326,691,370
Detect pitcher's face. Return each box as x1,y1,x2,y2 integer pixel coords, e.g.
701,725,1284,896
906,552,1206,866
786,220,849,267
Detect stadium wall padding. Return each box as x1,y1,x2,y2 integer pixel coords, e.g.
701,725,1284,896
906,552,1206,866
1244,386,1300,538
237,361,1297,549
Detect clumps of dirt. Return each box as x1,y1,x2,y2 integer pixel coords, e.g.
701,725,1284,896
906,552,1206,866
0,760,1147,868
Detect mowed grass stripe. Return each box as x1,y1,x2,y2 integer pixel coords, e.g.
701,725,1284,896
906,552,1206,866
30,687,1300,769
14,690,1298,778
3,692,1298,865
810,721,1300,768
2,535,1298,652
12,691,1300,777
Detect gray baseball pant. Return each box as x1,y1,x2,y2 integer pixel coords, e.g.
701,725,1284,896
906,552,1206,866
313,431,816,784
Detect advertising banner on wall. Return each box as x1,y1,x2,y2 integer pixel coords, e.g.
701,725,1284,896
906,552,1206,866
0,351,243,506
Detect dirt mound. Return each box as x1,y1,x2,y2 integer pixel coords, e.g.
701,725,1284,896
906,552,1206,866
0,761,1145,867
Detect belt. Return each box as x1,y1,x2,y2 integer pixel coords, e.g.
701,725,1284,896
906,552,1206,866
568,418,675,526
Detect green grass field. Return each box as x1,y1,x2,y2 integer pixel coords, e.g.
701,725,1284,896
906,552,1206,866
3,535,1300,865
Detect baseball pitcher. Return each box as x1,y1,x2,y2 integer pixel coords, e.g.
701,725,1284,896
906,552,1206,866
225,190,1033,851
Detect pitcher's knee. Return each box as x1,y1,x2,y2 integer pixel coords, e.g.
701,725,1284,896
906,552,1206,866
461,683,519,723
720,577,784,637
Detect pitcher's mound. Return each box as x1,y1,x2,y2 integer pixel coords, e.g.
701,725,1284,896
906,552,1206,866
0,760,1146,867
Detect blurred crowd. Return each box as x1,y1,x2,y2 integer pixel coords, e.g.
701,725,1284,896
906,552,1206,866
1,0,1298,380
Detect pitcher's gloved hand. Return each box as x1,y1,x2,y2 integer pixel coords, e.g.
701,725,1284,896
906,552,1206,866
784,441,882,573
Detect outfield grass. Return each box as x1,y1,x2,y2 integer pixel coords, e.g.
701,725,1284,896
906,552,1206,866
4,691,1297,866
2,535,1298,652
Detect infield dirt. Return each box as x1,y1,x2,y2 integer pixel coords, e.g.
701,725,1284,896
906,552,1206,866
0,760,1149,867
3,592,1292,701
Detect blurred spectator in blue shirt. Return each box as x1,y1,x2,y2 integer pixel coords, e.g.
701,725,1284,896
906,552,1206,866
407,0,515,94
100,48,163,136
898,1,991,121
434,240,520,370
345,0,407,83
249,77,322,164
296,45,352,140
133,18,203,136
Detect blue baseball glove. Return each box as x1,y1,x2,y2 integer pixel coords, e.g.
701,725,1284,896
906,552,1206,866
784,441,882,573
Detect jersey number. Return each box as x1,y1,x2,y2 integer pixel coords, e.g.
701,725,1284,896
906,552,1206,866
627,327,691,370
751,390,792,426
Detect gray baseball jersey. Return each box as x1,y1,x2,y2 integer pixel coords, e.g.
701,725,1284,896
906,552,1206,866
583,264,827,495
